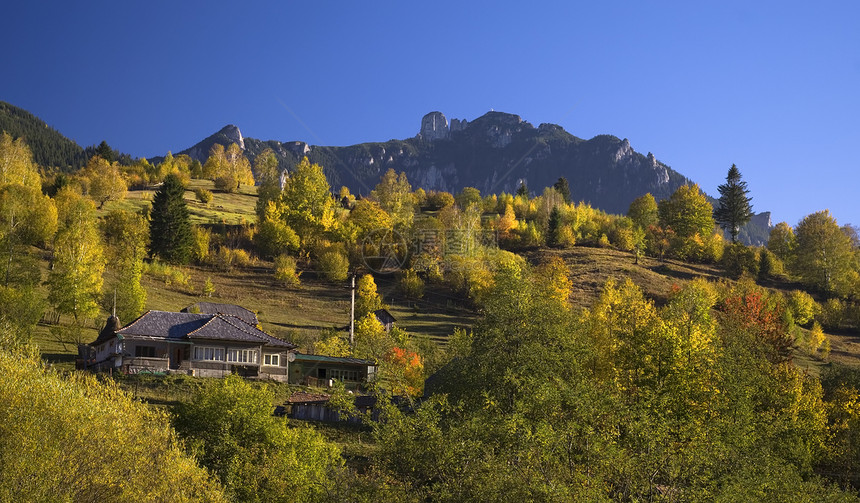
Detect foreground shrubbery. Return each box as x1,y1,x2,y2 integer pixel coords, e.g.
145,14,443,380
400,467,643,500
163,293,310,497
0,343,225,502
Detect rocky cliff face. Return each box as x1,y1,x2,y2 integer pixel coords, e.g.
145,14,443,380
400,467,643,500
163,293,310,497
172,110,771,242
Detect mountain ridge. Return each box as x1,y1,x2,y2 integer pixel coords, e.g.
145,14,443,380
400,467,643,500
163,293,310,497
173,110,770,244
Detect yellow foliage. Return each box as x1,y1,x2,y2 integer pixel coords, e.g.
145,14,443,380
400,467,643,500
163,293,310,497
0,349,225,501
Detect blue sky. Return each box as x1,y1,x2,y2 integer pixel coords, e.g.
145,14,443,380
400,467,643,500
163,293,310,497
2,1,858,227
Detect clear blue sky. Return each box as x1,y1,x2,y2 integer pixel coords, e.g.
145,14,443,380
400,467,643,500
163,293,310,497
2,1,858,227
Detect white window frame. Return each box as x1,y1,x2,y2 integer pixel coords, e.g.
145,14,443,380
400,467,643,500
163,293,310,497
193,346,225,361
263,353,280,367
227,348,258,364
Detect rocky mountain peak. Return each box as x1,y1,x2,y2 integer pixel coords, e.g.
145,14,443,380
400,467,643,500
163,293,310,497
218,124,244,150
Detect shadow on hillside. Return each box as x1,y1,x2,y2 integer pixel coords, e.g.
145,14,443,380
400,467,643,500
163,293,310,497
41,352,76,365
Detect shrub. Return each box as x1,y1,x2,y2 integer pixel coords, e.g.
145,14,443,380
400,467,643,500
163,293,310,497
274,254,301,287
255,219,300,258
0,349,225,501
194,188,213,204
786,290,818,327
721,242,759,279
318,250,349,282
191,225,211,263
818,298,845,330
399,269,425,299
758,248,785,279
213,247,253,271
213,175,237,193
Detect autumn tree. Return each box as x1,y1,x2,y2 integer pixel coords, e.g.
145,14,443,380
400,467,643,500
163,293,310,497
793,210,856,295
768,221,797,263
713,164,754,242
173,375,341,501
0,183,57,287
149,173,193,264
269,157,336,248
0,349,225,502
658,184,715,259
0,132,41,189
48,189,104,323
204,143,253,192
253,148,281,218
101,210,148,322
81,155,127,208
371,169,415,228
355,273,384,319
627,193,659,229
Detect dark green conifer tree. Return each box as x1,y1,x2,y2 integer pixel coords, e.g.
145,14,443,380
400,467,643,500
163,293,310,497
714,164,753,242
553,177,571,204
149,174,192,264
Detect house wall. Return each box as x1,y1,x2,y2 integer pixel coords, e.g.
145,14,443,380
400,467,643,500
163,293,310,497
288,360,370,389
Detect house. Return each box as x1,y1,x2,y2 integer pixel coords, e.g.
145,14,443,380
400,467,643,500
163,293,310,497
374,308,396,331
89,310,296,381
288,353,376,391
181,302,259,326
284,392,380,423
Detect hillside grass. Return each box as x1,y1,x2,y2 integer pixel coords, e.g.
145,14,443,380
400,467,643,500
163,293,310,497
30,184,860,380
102,179,258,225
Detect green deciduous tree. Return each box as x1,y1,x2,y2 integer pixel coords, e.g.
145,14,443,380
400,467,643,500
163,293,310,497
627,193,658,229
793,210,855,295
714,164,754,242
149,173,193,264
173,375,341,502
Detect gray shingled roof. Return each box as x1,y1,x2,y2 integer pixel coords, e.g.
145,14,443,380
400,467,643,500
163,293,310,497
113,310,295,349
182,302,258,325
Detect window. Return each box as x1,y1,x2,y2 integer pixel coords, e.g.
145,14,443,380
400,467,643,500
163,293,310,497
227,349,258,364
263,354,280,366
193,346,225,361
135,345,156,358
327,369,359,381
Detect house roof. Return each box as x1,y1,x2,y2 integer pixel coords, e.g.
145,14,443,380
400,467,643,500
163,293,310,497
374,308,396,323
181,302,258,325
110,310,295,349
293,353,376,366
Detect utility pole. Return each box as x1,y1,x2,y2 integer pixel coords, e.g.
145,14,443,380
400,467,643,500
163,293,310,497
349,273,356,346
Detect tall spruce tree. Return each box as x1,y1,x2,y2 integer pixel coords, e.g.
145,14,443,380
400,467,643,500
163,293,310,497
714,164,753,242
552,177,571,204
149,173,192,264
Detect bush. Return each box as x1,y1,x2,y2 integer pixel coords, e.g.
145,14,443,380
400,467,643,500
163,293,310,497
255,219,300,258
318,250,349,282
213,175,237,193
173,375,341,501
786,290,818,327
274,254,301,286
399,269,425,299
721,242,759,279
191,225,211,263
0,349,225,501
758,248,785,279
818,298,845,330
194,188,213,204
213,246,253,272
